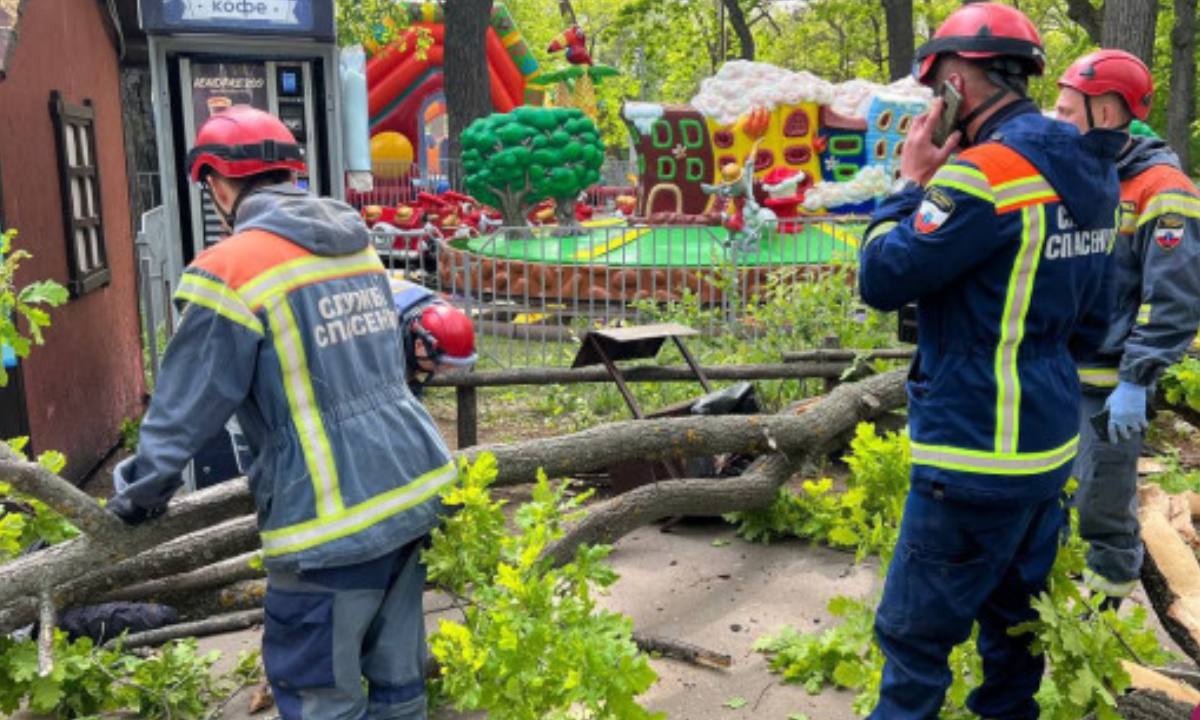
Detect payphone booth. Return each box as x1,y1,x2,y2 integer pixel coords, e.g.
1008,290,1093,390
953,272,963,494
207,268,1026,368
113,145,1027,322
140,0,346,270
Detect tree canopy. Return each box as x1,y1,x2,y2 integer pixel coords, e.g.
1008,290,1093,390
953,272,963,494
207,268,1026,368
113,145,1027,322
336,0,1199,171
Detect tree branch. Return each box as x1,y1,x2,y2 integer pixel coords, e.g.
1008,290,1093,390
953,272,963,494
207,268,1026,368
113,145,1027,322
0,443,124,540
1063,0,1103,45
100,551,263,604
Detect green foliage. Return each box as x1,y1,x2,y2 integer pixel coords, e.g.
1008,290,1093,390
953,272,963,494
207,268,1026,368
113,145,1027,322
424,454,661,720
0,632,261,720
754,482,1170,719
0,438,79,562
1143,449,1200,494
726,423,909,562
119,416,141,453
0,229,68,387
754,595,880,695
461,107,606,217
1161,355,1200,412
335,0,428,52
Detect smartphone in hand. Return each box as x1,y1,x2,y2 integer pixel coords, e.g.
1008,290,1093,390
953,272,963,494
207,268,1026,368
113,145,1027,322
931,81,963,149
1089,408,1111,441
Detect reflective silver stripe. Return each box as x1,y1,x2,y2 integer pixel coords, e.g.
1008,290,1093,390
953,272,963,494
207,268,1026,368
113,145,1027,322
929,165,994,202
994,178,1056,208
1138,193,1200,226
1079,367,1119,388
265,297,342,518
176,273,263,334
240,249,384,310
261,462,458,557
994,205,1046,454
910,436,1078,475
864,221,897,247
1083,569,1136,598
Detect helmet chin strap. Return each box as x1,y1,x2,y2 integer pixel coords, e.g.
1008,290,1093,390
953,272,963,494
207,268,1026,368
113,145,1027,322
207,180,261,233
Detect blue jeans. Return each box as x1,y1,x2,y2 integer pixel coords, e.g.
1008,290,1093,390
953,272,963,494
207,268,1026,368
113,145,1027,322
869,489,1065,720
263,539,429,720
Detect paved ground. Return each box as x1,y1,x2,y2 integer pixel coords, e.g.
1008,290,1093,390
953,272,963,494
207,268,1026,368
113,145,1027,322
201,518,877,720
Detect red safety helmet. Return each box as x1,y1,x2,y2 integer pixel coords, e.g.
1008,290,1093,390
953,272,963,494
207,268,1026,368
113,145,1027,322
186,105,306,183
914,2,1046,86
412,303,477,367
1058,49,1153,121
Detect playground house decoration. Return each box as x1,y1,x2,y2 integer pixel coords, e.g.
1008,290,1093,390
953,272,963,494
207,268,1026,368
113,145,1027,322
623,60,930,219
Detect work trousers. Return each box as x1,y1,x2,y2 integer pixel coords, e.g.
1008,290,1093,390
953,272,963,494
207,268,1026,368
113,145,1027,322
263,538,429,720
869,489,1065,720
1074,390,1145,595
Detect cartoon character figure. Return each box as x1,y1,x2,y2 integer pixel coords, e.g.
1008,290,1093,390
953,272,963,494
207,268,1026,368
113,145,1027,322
761,167,810,233
701,144,776,253
547,26,593,66
615,194,638,218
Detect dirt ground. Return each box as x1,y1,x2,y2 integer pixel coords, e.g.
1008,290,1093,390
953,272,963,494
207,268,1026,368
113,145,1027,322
80,391,1190,720
201,518,877,720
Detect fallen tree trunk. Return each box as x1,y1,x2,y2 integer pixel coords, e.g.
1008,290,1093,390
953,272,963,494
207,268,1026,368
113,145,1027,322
0,515,259,634
470,369,906,490
101,551,263,604
1138,486,1200,667
0,479,254,614
171,580,268,621
544,371,906,564
0,371,906,635
105,609,265,651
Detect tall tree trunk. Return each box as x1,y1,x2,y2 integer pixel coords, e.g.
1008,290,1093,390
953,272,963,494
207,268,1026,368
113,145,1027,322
1102,0,1159,69
1168,0,1196,172
1065,0,1104,44
444,0,495,175
881,0,914,82
721,0,755,61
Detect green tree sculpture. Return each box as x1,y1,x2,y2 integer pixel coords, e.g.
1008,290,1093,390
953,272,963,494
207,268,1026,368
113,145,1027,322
461,107,605,231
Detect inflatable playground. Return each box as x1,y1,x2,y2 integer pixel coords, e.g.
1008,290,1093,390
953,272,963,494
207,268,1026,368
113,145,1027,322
354,2,932,303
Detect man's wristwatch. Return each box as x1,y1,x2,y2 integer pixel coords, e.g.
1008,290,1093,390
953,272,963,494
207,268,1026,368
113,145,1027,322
889,176,922,196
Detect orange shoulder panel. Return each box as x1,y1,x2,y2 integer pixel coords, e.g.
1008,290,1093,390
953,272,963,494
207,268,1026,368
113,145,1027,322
956,142,1040,185
1121,164,1200,214
189,230,310,291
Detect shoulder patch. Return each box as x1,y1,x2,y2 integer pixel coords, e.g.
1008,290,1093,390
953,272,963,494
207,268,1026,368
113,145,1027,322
914,187,955,234
1154,213,1185,251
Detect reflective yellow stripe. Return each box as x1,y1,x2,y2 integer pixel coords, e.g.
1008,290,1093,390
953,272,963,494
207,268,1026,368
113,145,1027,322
994,205,1046,454
911,436,1079,475
1083,569,1137,598
1137,303,1152,325
1079,367,1119,388
994,178,1057,212
1138,193,1200,226
176,273,263,335
930,166,994,203
261,461,457,557
929,165,994,203
266,297,342,517
240,249,384,310
864,220,898,247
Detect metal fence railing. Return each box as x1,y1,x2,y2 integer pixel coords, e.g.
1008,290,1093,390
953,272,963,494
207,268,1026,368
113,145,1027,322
372,218,864,369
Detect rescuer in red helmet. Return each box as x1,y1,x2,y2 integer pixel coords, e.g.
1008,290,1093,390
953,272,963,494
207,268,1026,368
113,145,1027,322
1057,50,1200,611
390,278,477,395
109,105,453,720
858,5,1127,717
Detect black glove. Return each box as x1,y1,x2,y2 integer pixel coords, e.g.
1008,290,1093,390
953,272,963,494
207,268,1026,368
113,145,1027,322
106,494,164,526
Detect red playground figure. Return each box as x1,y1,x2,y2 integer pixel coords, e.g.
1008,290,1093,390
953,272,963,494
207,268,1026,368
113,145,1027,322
547,26,593,66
